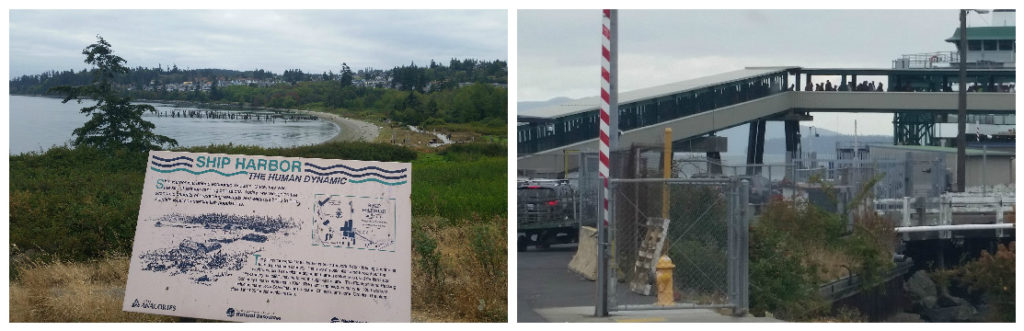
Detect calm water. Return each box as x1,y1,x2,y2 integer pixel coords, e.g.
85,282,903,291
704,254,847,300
8,95,340,155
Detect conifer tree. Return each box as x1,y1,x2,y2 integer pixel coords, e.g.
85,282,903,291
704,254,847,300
50,35,177,151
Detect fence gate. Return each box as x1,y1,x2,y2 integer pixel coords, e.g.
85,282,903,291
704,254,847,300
604,177,749,315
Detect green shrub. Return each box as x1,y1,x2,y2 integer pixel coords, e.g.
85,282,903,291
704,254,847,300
439,143,506,162
412,225,444,295
470,223,504,278
749,214,827,320
958,242,1015,322
10,146,149,261
842,211,896,289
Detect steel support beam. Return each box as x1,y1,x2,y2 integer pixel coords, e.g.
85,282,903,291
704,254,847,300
784,120,801,160
745,120,766,175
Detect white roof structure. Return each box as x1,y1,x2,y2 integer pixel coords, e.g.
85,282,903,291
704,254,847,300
518,66,795,119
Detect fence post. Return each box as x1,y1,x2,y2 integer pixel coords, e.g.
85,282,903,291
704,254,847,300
736,179,750,316
728,179,738,312
663,128,672,219
996,196,1004,238
982,145,987,196
608,180,617,310
902,196,911,241
941,195,952,240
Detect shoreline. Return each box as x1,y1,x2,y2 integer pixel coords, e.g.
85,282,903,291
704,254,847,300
12,94,381,145
131,98,382,144
288,109,380,143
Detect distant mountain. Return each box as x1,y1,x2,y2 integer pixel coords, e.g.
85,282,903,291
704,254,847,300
716,124,891,157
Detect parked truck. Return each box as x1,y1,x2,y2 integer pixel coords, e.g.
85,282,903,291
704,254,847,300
517,179,578,251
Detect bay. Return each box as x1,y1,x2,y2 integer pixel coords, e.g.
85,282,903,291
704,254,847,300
8,95,340,155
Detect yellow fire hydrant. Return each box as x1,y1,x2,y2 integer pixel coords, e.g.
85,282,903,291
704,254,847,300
656,254,675,306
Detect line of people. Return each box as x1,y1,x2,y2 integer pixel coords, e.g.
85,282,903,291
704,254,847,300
798,80,884,92
792,80,1016,93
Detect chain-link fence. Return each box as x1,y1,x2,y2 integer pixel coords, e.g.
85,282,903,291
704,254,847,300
606,177,749,313
577,153,602,228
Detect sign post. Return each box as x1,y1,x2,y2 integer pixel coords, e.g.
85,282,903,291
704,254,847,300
123,151,411,322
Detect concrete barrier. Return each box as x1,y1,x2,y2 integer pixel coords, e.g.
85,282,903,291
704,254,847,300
568,226,598,280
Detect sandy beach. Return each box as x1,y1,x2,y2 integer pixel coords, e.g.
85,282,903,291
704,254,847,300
289,109,380,143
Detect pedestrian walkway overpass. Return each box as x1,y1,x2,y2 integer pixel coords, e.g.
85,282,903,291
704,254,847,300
517,66,1015,171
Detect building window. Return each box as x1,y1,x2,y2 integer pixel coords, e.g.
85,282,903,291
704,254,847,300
998,40,1014,51
983,40,997,51
968,40,982,51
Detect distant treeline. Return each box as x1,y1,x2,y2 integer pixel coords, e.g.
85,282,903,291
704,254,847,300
207,81,507,127
10,58,506,94
10,58,507,127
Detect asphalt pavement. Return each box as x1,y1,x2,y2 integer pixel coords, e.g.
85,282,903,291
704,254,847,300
517,244,590,322
517,243,779,323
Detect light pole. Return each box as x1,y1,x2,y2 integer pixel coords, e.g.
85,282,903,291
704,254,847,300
957,9,989,192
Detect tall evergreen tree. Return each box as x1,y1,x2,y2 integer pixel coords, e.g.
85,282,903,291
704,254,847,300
50,35,177,151
340,62,353,88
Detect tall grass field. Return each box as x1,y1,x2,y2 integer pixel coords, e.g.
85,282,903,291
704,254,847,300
9,141,507,322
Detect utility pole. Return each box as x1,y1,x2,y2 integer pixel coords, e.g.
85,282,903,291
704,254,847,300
957,9,989,192
956,9,967,192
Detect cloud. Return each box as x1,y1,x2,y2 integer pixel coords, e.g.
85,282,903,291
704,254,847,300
9,10,507,76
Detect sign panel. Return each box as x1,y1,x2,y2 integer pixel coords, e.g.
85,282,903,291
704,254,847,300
123,151,411,322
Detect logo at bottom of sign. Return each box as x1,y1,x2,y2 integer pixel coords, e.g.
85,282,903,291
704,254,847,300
223,307,281,321
131,298,177,312
331,316,366,323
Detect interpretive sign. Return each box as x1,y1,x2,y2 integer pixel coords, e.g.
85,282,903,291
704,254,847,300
122,151,411,322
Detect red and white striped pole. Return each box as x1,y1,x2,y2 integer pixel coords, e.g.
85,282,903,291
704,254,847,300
599,9,613,226
596,8,617,317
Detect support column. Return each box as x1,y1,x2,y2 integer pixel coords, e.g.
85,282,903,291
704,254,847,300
754,120,766,166
785,120,801,162
746,120,766,175
746,122,758,175
707,151,722,175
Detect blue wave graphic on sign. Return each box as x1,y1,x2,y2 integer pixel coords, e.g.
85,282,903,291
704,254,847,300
304,162,406,174
150,161,194,168
152,155,195,163
349,178,408,186
304,169,407,180
149,166,248,177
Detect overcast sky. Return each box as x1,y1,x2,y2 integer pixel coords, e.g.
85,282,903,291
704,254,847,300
9,10,507,77
518,9,1003,136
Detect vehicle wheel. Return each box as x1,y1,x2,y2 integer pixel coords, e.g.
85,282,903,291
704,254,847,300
536,232,550,249
517,236,527,252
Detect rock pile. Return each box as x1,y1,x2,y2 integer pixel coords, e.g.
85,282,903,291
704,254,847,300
904,270,982,322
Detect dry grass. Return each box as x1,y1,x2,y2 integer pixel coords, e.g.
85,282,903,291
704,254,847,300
805,248,857,281
445,131,482,144
11,217,508,322
412,216,507,322
375,126,443,152
9,256,177,322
